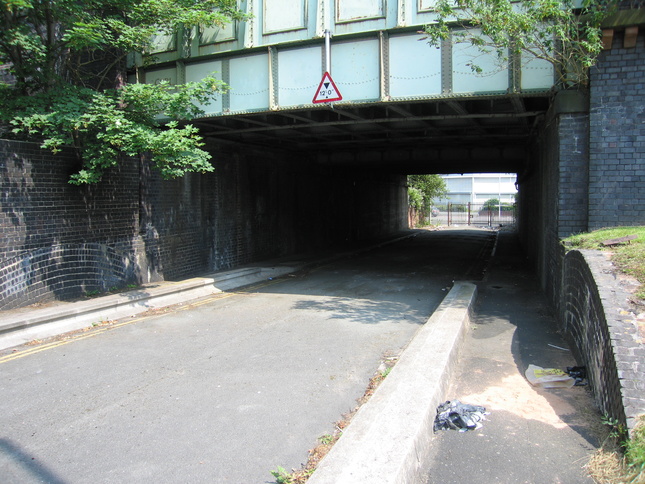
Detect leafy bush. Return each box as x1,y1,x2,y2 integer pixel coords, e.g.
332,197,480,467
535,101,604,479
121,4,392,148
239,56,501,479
408,175,447,213
481,198,514,212
0,0,245,183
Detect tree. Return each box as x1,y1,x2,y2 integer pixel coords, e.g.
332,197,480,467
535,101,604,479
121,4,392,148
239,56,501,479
481,197,515,212
408,174,448,214
422,0,617,88
0,0,246,184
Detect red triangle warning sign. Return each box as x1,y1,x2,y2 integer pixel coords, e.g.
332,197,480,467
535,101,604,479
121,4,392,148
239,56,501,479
312,72,342,104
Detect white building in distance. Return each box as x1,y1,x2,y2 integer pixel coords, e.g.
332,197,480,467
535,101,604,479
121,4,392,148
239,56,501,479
440,173,517,205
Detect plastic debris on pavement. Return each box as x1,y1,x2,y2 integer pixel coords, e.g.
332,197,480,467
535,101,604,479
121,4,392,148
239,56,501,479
566,366,588,386
525,364,575,389
433,400,488,432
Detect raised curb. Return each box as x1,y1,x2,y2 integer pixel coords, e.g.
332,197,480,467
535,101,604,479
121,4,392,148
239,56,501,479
0,265,296,351
0,232,418,351
306,281,477,484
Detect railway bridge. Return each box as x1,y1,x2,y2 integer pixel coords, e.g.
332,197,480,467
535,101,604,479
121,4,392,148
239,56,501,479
133,0,554,174
1,0,645,444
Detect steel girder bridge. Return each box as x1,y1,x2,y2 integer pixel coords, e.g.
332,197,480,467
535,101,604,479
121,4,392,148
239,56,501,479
131,0,555,174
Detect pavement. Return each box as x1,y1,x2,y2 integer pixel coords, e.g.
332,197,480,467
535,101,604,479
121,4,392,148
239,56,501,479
0,228,603,483
422,229,602,484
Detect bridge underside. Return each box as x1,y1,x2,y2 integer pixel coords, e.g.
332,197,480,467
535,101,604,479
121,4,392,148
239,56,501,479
193,94,550,174
138,1,558,175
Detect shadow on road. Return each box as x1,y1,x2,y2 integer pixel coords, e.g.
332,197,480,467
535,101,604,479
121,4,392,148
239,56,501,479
0,438,68,484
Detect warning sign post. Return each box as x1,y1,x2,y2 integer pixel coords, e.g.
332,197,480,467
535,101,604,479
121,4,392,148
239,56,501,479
312,72,342,104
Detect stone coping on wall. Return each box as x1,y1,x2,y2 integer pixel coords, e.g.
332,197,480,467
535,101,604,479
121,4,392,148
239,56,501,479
569,249,645,434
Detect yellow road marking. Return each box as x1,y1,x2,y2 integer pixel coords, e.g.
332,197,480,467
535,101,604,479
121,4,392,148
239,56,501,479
0,278,287,364
0,277,289,364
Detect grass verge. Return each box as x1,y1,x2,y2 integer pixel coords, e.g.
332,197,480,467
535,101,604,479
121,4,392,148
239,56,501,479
587,415,645,483
562,226,645,301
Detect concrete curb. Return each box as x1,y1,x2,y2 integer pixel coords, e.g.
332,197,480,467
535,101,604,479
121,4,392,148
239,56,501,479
306,281,477,484
0,265,297,351
0,232,418,351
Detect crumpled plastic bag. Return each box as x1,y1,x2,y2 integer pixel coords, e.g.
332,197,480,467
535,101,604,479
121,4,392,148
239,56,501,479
566,366,588,386
433,400,488,432
525,364,575,389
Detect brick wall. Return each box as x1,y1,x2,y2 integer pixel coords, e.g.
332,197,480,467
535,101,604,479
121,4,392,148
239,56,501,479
515,105,645,431
557,113,589,236
589,28,645,229
1,139,408,309
562,249,645,434
518,105,589,302
520,122,645,432
0,140,142,308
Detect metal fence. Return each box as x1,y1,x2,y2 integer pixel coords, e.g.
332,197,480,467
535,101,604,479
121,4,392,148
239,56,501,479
430,203,516,227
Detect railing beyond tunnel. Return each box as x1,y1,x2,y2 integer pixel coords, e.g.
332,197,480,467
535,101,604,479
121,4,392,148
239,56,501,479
421,203,516,228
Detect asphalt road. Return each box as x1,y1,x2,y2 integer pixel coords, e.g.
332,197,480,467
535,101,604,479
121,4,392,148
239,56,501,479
0,229,497,483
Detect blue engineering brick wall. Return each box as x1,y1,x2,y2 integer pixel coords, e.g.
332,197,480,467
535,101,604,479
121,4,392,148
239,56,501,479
518,106,644,433
1,139,408,309
0,140,142,308
563,249,645,434
518,108,589,304
589,28,645,229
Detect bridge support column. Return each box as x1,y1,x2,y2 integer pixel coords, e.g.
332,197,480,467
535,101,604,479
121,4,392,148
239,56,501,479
517,90,589,301
553,90,590,238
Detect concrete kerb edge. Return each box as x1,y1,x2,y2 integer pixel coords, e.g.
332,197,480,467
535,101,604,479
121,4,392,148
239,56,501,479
306,281,477,484
0,270,286,350
0,232,418,351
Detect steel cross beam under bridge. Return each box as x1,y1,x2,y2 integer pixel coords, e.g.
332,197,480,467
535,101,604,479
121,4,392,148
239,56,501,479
132,0,555,174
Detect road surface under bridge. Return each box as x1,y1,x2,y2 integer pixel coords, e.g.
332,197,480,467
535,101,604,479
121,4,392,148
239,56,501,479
0,229,600,483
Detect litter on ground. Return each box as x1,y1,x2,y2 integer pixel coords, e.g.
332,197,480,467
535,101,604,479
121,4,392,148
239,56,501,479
433,400,488,432
525,364,576,389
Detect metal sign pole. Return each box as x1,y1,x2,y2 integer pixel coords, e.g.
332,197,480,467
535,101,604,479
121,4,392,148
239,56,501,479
313,29,342,104
325,29,331,74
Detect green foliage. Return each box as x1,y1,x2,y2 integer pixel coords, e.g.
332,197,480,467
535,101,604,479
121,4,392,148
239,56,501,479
408,174,448,212
0,0,243,91
408,187,424,211
319,434,335,445
625,416,645,476
562,227,645,300
481,198,514,211
0,0,245,183
450,203,468,212
602,415,627,442
596,414,645,482
270,466,296,484
422,0,617,88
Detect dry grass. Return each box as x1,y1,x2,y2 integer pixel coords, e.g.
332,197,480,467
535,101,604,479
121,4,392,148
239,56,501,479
587,416,645,484
587,444,645,483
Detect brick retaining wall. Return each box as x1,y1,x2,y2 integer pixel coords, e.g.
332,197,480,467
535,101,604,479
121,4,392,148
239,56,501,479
518,103,644,433
1,139,408,309
0,140,143,308
562,249,645,434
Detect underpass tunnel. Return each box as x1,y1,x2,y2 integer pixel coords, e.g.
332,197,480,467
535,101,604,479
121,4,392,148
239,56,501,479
183,93,552,276
133,9,565,281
